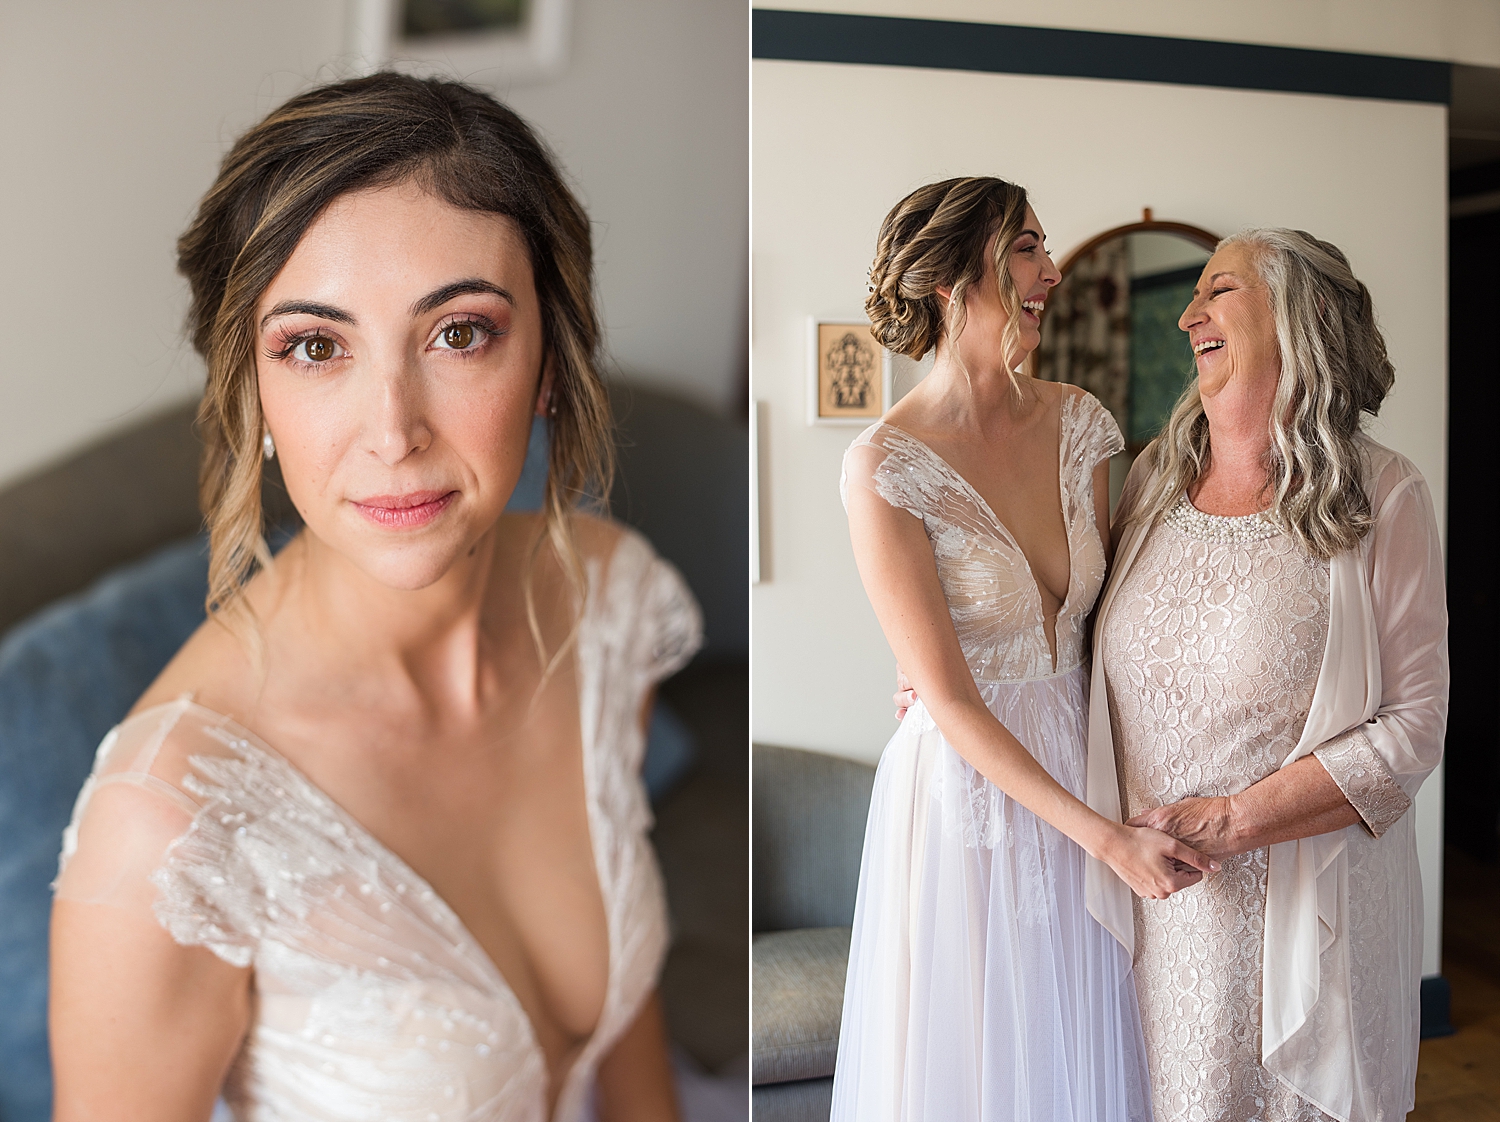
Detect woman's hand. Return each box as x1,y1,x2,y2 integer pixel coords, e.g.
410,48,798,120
894,666,916,720
1098,823,1219,900
1128,796,1242,861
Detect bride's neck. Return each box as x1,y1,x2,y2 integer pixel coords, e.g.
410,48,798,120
265,528,515,711
923,346,1042,429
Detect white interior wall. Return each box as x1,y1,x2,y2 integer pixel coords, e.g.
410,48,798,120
751,58,1447,972
763,0,1500,68
0,0,746,490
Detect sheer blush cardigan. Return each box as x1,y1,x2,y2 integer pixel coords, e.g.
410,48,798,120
1084,434,1448,1122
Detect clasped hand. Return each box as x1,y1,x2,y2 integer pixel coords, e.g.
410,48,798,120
892,671,1221,899
1126,796,1241,862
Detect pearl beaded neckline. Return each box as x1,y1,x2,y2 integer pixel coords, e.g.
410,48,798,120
1163,493,1280,543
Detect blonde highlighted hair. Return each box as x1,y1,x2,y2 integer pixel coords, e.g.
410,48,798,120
865,177,1031,381
1134,228,1395,559
177,72,612,655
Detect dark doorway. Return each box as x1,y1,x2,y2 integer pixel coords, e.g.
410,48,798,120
1445,149,1500,862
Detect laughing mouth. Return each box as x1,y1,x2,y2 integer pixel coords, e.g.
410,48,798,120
1193,339,1226,356
1022,298,1045,318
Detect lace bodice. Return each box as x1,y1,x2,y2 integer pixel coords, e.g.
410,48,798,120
841,391,1124,682
54,529,702,1122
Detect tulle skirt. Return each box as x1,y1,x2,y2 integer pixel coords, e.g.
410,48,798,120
829,665,1152,1122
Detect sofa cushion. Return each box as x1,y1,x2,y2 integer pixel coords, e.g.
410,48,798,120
752,926,851,1084
753,745,874,932
752,1076,834,1122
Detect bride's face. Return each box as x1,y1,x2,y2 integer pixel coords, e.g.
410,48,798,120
947,204,1060,373
255,181,546,591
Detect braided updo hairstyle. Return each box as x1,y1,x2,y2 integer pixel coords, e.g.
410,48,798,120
865,177,1031,372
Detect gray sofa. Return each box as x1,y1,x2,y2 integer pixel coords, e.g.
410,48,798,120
752,744,876,1121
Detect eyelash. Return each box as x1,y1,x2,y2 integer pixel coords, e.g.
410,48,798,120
264,315,502,372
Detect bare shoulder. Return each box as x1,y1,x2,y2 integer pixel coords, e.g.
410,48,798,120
129,610,258,720
1055,380,1089,405
568,509,631,562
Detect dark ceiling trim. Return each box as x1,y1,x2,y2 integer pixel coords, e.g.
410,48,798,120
752,10,1452,104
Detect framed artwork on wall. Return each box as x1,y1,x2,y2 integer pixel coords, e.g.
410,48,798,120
807,319,890,425
347,0,572,85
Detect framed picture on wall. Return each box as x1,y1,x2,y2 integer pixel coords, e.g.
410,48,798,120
807,319,891,425
347,0,572,85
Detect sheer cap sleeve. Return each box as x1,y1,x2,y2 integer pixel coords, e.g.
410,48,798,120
54,700,257,967
1064,391,1125,481
594,525,705,684
839,423,936,522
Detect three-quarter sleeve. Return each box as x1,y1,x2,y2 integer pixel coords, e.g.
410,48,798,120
1313,727,1411,837
1356,466,1450,795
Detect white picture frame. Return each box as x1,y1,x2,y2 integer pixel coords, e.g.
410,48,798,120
347,0,573,86
806,317,893,427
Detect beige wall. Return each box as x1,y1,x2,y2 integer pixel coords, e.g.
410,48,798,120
750,58,1447,970
0,0,746,490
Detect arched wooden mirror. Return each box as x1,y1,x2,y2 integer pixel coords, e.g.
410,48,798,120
1033,210,1219,508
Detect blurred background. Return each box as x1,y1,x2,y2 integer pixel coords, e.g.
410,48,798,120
0,2,748,1119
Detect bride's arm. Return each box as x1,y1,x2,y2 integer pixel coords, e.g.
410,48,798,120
591,688,682,1122
847,480,1215,899
50,784,251,1121
595,991,679,1122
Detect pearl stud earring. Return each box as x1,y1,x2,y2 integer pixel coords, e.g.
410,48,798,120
262,430,276,461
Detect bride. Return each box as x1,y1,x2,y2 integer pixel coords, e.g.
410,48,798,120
833,177,1213,1121
49,73,699,1122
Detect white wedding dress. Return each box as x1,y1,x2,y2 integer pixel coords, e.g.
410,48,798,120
54,529,702,1122
833,391,1152,1122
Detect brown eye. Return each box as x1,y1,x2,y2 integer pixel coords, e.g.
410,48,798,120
442,323,475,349
302,336,335,362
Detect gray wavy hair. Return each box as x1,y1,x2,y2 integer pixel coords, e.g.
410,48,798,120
1133,228,1395,559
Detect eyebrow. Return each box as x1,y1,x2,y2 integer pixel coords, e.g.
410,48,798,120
1193,271,1242,296
1018,228,1045,242
259,300,355,330
410,279,515,317
258,279,516,332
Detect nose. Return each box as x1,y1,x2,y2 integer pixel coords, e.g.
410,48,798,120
365,359,432,466
1041,252,1062,288
1178,292,1206,333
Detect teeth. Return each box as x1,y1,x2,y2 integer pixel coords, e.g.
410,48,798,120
1194,339,1225,355
1022,300,1044,313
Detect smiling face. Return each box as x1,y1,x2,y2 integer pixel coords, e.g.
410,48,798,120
1178,241,1281,401
949,204,1061,373
255,181,546,592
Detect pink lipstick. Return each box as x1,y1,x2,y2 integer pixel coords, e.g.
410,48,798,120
351,490,456,529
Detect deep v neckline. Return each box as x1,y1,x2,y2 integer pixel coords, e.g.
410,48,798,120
160,646,608,1111
880,395,1078,657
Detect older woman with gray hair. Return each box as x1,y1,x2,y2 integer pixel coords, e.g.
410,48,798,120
1086,228,1448,1121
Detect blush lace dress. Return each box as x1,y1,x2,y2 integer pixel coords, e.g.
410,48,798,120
53,529,701,1122
1100,497,1413,1122
832,392,1152,1122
